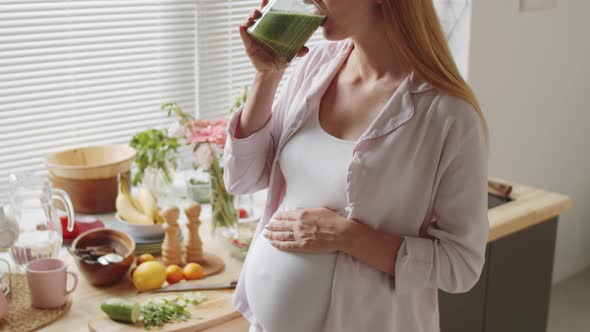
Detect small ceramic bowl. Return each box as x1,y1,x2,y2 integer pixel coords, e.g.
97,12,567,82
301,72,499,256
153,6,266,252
71,228,135,287
111,213,165,241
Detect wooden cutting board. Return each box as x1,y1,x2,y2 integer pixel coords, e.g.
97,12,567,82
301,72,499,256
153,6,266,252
88,289,241,332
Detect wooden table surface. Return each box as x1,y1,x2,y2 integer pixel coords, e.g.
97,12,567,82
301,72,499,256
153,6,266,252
0,200,250,332
0,177,572,331
40,214,246,332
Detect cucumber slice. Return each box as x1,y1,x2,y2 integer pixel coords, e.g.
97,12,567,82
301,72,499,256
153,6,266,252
101,298,140,324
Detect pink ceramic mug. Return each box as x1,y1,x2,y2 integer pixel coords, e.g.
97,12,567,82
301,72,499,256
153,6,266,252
26,258,78,309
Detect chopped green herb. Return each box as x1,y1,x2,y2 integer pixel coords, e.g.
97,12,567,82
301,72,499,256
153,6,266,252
139,292,207,330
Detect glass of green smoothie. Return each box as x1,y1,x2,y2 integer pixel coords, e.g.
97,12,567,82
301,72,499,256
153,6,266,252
247,0,326,64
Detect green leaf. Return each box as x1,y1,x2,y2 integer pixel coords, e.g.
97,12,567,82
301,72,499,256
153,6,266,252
129,128,179,185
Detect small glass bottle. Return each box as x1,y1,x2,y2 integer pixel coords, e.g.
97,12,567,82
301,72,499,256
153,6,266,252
248,0,326,63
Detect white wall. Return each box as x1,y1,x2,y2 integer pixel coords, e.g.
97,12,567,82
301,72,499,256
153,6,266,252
468,0,590,283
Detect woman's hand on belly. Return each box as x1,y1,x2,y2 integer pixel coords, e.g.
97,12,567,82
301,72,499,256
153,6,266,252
263,208,354,253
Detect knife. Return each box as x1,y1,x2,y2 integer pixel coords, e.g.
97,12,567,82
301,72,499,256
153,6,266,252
152,280,238,293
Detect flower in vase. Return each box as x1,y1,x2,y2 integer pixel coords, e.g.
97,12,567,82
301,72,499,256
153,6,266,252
210,118,228,147
163,102,239,233
188,119,228,149
193,143,215,171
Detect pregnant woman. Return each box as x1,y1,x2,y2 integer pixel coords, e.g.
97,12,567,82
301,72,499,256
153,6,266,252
224,0,489,331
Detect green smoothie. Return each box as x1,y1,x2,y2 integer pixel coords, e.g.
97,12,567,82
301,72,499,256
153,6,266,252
248,10,326,63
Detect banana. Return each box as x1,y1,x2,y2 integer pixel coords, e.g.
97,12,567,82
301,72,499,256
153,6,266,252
154,211,165,224
130,195,145,215
116,180,152,225
136,189,159,224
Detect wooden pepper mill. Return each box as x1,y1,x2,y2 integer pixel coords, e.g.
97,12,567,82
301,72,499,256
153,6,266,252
184,202,204,263
160,206,183,266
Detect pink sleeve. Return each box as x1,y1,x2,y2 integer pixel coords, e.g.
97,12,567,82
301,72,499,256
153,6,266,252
394,111,490,294
222,55,312,195
222,107,275,195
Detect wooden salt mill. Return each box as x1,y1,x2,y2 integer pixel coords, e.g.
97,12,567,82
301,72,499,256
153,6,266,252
160,206,183,266
184,202,204,263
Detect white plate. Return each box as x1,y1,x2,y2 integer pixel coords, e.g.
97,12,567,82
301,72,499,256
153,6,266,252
111,213,165,241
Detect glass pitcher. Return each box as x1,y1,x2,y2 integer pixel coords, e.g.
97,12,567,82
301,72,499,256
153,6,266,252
248,0,326,63
0,258,10,320
7,173,75,270
0,205,19,251
0,258,12,298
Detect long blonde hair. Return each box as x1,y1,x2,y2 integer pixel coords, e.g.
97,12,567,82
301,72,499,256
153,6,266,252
382,0,489,142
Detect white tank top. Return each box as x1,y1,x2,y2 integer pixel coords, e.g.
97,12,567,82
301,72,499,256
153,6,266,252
245,106,355,332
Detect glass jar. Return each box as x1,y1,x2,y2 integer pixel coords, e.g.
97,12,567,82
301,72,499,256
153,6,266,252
184,169,211,204
248,0,326,63
187,180,211,204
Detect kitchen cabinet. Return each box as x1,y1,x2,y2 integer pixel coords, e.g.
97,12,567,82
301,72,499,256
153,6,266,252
439,177,570,332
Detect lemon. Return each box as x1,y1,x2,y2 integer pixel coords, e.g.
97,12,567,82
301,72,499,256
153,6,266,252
132,261,166,292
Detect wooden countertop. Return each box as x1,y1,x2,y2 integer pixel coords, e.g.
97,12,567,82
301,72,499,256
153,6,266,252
487,176,572,242
2,176,570,331
29,216,246,332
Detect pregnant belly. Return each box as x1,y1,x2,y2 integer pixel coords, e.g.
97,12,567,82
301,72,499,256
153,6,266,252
245,232,337,332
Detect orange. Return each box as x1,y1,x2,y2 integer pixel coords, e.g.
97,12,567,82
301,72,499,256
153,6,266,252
183,263,205,280
137,253,155,265
166,265,184,284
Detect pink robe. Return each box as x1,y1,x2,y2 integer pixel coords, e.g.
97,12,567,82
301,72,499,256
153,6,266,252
223,39,489,332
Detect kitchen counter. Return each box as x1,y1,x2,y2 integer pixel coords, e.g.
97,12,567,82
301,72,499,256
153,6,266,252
487,176,571,242
1,176,571,331
27,209,248,332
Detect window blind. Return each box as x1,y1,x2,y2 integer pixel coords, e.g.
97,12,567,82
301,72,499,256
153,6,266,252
0,0,196,199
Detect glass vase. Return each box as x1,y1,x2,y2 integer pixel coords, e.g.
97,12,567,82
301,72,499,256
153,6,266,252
208,151,238,235
142,166,174,198
207,144,260,260
215,193,260,261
